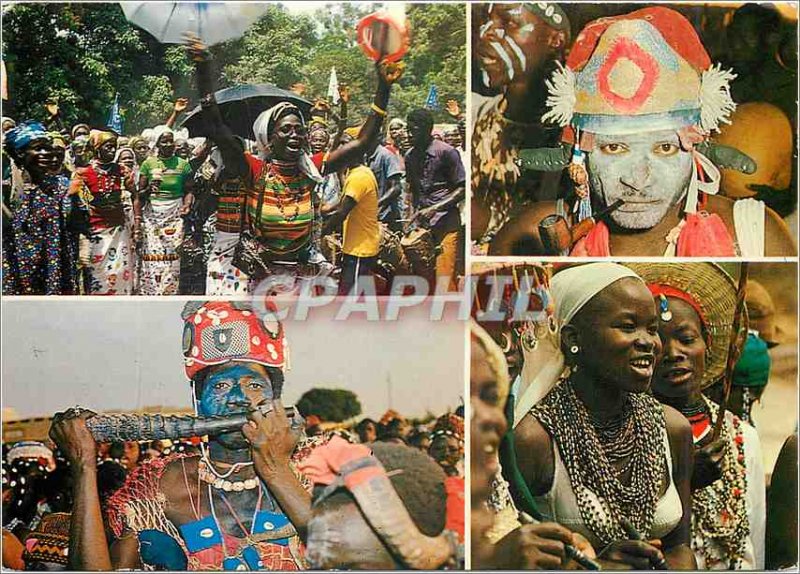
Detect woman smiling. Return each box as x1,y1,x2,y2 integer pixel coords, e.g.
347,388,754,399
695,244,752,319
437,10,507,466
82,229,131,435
513,262,696,569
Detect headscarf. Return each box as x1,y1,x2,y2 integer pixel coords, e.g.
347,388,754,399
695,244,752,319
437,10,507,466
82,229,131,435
431,413,464,444
513,263,644,426
469,320,510,409
3,121,49,152
252,102,322,182
151,125,173,147
114,146,135,165
89,129,117,150
128,136,145,150
71,123,90,139
733,332,771,388
7,441,54,467
48,131,67,149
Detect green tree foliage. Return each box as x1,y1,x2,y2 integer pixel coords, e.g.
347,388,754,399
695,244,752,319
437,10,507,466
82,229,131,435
2,3,464,134
296,388,362,423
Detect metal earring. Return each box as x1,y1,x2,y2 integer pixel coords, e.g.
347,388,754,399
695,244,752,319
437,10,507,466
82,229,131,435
570,345,580,354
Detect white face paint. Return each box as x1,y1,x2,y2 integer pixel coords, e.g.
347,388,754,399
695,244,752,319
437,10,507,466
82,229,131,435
506,36,527,74
490,41,516,81
587,130,694,230
477,5,535,86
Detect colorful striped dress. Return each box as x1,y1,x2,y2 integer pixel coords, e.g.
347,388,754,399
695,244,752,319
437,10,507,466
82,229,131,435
244,155,316,260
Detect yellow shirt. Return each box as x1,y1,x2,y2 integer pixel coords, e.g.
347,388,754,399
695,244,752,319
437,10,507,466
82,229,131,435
342,165,380,257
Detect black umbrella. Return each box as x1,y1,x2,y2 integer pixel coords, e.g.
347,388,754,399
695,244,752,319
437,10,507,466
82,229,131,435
180,84,312,140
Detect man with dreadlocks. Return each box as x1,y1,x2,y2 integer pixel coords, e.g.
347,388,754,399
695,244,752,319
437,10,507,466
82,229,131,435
49,300,319,570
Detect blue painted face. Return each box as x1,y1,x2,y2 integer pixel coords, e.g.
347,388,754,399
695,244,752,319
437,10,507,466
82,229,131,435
197,362,275,418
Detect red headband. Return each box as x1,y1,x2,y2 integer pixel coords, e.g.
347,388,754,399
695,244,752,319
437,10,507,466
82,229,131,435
647,283,709,331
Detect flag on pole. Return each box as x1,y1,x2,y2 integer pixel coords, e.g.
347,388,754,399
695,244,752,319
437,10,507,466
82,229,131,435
106,93,123,134
327,67,340,105
424,84,439,110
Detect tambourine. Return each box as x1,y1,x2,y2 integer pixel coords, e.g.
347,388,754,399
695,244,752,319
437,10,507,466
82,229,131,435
356,11,409,63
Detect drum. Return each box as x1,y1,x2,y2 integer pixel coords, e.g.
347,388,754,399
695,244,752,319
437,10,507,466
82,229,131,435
376,223,410,278
401,227,436,281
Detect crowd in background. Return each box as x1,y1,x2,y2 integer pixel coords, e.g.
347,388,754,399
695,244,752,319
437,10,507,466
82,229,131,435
2,405,464,570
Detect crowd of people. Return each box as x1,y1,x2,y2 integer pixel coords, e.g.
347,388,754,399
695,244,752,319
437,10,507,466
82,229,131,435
470,261,797,571
2,34,467,296
1,299,465,570
471,3,797,257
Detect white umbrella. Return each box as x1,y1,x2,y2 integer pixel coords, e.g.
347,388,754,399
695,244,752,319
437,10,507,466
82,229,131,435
120,2,269,46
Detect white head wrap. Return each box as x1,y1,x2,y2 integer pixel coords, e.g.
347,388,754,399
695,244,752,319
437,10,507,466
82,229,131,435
151,125,173,146
513,263,645,427
252,102,322,183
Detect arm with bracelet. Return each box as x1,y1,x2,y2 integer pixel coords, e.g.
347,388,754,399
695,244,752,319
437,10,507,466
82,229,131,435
323,60,403,174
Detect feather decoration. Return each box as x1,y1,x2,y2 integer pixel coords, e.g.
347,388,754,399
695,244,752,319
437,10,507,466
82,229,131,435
699,64,737,133
541,61,576,127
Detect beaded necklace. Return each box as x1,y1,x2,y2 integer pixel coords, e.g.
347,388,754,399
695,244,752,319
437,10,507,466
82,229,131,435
691,396,750,569
531,377,667,545
267,161,301,222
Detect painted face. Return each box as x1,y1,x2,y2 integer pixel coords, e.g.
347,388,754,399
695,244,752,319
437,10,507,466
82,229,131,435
157,132,175,158
652,297,707,400
588,130,693,230
117,150,135,170
133,141,150,163
308,129,330,154
476,3,552,89
571,278,662,393
270,114,306,160
197,362,276,448
306,498,401,569
2,120,16,133
96,138,118,163
470,339,507,505
73,125,90,139
21,138,57,178
117,137,130,148
198,362,275,417
428,434,462,471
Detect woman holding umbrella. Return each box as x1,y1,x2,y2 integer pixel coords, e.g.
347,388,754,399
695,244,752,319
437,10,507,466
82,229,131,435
186,34,403,290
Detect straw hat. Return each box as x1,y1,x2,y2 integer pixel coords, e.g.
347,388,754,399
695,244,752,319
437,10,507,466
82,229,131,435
626,263,746,388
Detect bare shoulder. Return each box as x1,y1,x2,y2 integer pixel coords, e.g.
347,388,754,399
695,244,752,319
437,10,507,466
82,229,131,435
514,412,551,449
662,404,692,446
514,412,555,495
